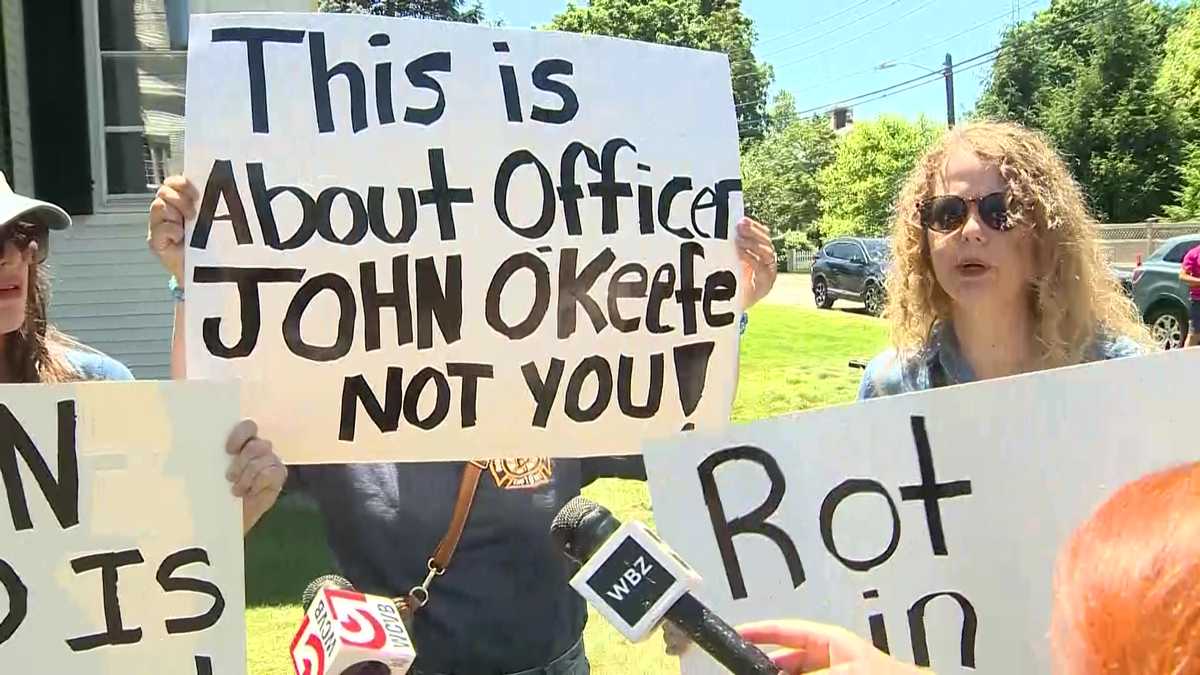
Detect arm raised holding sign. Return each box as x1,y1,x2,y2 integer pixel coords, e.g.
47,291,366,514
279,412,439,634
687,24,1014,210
149,176,287,535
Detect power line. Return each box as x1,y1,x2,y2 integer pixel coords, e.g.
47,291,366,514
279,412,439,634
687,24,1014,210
792,48,997,116
733,3,1030,113
754,0,877,47
731,0,939,83
751,0,907,61
819,53,999,114
738,0,1132,130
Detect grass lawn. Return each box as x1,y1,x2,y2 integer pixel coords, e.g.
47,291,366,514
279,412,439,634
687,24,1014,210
244,304,888,674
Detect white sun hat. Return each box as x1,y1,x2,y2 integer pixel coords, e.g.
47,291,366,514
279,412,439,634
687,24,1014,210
0,172,70,229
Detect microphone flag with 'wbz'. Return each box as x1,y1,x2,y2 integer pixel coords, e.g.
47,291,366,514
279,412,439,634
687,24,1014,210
290,576,416,675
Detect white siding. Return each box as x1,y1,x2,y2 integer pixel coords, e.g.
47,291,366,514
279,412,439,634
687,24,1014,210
46,215,174,379
3,0,33,192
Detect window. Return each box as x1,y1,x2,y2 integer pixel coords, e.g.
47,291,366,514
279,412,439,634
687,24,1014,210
830,242,863,262
85,1,320,207
862,239,890,261
825,243,850,260
1165,241,1200,264
92,0,188,202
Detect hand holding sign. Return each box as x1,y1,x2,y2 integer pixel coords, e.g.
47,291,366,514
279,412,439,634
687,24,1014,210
224,419,287,534
148,175,199,284
734,217,777,307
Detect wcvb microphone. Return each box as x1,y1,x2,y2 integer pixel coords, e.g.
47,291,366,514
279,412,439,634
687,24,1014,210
551,496,779,675
289,574,416,675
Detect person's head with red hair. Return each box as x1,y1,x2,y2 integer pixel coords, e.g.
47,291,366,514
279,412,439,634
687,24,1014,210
1051,461,1200,674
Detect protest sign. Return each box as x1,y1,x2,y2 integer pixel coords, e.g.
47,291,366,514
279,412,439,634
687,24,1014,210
182,12,745,463
0,381,245,674
643,348,1196,674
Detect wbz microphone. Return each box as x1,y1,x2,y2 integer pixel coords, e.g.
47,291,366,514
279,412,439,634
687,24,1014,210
551,497,779,675
289,574,416,675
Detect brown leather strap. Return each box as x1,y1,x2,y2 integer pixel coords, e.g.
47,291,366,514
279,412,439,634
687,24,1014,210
432,462,483,569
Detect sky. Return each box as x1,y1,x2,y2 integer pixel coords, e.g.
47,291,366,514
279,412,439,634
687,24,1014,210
477,0,1052,126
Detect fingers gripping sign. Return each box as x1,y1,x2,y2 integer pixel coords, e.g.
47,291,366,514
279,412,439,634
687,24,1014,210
148,176,200,283
224,419,287,534
735,217,777,307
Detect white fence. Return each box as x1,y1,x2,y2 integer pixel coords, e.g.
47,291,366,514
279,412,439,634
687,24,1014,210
787,250,816,273
1096,222,1200,265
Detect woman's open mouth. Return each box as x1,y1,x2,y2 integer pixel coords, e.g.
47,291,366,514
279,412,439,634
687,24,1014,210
957,260,990,278
0,282,23,299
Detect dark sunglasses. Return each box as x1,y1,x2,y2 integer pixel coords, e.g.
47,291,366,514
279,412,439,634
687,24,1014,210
919,192,1011,233
0,220,48,262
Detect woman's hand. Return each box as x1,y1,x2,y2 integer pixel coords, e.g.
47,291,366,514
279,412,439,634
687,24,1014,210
225,419,287,535
736,217,777,308
737,620,930,674
148,176,199,282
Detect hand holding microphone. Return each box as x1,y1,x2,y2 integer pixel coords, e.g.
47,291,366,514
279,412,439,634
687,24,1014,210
551,496,780,675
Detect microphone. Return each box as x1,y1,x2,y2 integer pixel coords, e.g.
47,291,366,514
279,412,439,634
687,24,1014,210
551,496,780,675
290,574,417,675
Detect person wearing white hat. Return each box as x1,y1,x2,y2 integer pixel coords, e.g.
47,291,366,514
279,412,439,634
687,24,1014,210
0,170,125,383
0,172,287,535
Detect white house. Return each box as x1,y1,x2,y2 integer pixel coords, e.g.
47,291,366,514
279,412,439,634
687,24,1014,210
1,0,316,378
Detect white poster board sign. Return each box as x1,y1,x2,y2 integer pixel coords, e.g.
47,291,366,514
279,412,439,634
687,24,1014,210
0,381,246,674
182,12,744,463
643,349,1196,674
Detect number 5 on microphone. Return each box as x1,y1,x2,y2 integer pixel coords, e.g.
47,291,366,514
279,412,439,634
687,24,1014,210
568,521,701,642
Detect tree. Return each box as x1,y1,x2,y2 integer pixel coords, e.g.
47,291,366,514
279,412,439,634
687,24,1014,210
815,115,942,238
318,0,483,22
1157,0,1200,139
1158,1,1200,220
740,93,836,246
974,0,1181,223
546,0,772,142
1165,145,1200,221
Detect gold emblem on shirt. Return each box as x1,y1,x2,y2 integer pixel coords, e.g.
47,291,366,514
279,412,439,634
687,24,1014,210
470,458,553,489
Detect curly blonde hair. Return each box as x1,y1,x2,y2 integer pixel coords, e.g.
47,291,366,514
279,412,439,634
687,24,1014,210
885,120,1153,370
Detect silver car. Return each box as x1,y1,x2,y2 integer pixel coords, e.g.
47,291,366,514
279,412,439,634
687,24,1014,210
1132,234,1200,349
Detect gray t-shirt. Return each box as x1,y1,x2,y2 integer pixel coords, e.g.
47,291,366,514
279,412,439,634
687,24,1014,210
290,456,644,674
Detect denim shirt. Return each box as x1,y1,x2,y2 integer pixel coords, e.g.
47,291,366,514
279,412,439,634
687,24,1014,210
857,322,1146,400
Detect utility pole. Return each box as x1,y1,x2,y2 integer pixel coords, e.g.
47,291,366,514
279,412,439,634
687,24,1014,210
876,55,956,127
943,52,956,127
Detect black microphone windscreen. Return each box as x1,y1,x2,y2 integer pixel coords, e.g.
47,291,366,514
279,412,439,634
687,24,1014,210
551,496,621,564
302,574,354,610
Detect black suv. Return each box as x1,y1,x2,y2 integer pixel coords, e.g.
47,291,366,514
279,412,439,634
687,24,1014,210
811,237,891,316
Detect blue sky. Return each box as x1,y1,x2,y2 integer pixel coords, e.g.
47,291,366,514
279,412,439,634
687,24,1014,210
478,0,1051,125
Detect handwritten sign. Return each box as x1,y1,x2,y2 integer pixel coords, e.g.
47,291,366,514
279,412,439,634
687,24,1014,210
643,349,1195,674
182,12,744,463
0,381,245,674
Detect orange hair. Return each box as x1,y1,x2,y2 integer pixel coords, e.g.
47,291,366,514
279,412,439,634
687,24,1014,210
1050,461,1200,674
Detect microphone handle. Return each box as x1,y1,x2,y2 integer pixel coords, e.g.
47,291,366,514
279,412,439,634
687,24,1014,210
665,594,780,675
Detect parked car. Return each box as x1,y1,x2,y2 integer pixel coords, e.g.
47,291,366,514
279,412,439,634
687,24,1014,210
1132,234,1200,349
811,237,890,316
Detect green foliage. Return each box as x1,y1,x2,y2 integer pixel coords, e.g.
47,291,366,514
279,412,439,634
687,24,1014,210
1157,0,1200,138
1165,143,1200,221
974,0,1181,222
1158,2,1200,220
317,0,483,22
546,0,771,141
814,215,863,240
741,93,836,245
816,115,942,237
772,229,811,264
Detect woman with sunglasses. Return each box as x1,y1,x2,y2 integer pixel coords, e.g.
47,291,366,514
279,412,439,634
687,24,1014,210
858,121,1153,399
0,172,284,535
